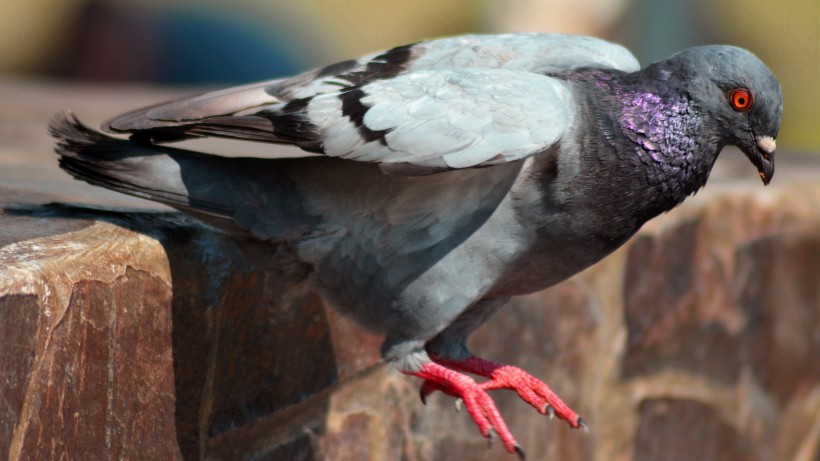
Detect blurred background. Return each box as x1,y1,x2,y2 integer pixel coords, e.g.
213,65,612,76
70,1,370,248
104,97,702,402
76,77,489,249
1,4,818,461
0,0,817,150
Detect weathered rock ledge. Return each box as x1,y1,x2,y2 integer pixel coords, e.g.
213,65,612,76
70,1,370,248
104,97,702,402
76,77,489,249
1,80,819,460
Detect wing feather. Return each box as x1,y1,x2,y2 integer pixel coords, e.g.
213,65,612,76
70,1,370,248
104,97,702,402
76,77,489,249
103,33,636,135
296,68,572,171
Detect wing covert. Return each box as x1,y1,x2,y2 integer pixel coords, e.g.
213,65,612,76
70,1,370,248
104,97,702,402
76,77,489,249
103,33,635,135
292,68,573,173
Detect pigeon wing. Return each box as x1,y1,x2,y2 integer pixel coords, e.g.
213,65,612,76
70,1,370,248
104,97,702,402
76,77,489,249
103,33,636,136
286,68,574,173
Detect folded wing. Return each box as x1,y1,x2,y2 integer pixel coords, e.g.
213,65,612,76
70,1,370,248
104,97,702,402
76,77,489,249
101,33,637,173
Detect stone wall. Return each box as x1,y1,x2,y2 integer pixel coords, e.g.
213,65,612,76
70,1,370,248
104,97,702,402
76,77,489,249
1,81,819,460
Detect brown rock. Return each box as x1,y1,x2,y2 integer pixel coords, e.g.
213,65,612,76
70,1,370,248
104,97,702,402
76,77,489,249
0,204,181,460
735,229,820,407
622,216,744,384
1,80,819,460
634,398,758,461
0,199,381,460
0,294,39,460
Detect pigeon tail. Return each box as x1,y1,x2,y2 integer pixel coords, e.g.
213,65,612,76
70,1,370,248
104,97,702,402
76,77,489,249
50,113,237,219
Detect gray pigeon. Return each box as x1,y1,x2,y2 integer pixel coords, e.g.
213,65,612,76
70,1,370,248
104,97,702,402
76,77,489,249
50,33,783,457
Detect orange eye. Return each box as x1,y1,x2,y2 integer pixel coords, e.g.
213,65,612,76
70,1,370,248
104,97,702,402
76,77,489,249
729,88,753,111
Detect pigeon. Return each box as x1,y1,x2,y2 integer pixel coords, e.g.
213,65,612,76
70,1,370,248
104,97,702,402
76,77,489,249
50,33,783,457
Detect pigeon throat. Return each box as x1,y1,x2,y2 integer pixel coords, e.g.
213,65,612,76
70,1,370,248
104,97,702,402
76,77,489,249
614,86,718,211
564,71,722,235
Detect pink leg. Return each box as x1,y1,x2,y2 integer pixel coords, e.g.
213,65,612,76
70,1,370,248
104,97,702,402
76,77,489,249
429,355,587,431
406,362,525,457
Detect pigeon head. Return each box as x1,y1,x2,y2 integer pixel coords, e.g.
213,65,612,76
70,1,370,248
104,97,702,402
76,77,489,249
651,45,783,184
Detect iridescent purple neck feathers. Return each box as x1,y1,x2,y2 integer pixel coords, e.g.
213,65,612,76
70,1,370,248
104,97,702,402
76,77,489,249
616,81,719,200
556,69,724,235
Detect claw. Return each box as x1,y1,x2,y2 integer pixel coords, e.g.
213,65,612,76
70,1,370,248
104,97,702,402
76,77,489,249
420,380,450,405
486,427,496,447
577,417,590,433
434,355,582,430
514,444,526,461
409,361,524,458
454,398,463,413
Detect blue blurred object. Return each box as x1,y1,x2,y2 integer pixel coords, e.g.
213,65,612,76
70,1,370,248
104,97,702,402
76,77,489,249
155,7,310,84
626,0,715,64
62,2,310,85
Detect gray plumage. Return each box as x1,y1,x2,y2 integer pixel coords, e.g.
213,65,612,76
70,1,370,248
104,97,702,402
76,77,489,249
51,33,783,455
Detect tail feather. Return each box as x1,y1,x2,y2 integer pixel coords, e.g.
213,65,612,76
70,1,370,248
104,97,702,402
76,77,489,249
50,113,322,241
50,113,232,217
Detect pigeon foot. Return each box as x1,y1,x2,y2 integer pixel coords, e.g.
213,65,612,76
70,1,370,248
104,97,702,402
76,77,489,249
409,362,522,456
430,355,585,430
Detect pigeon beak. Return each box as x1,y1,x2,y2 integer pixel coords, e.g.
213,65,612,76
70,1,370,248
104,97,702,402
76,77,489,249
750,135,776,185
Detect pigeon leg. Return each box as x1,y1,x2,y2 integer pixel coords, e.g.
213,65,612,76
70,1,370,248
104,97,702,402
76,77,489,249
407,361,524,456
432,355,587,431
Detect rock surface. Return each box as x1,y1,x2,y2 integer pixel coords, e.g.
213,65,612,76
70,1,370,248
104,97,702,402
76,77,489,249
1,80,819,460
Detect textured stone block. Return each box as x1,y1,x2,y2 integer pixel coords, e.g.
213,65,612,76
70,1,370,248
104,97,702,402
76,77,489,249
0,197,382,461
634,399,758,461
0,203,180,460
0,81,818,460
2,182,819,461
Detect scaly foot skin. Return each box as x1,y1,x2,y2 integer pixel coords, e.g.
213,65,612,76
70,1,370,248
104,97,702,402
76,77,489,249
450,356,587,431
409,362,525,458
418,355,587,449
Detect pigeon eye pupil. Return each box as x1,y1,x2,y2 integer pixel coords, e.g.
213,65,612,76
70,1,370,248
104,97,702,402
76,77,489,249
729,88,753,111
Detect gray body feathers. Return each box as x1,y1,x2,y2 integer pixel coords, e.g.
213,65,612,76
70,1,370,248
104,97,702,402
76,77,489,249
52,33,782,368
